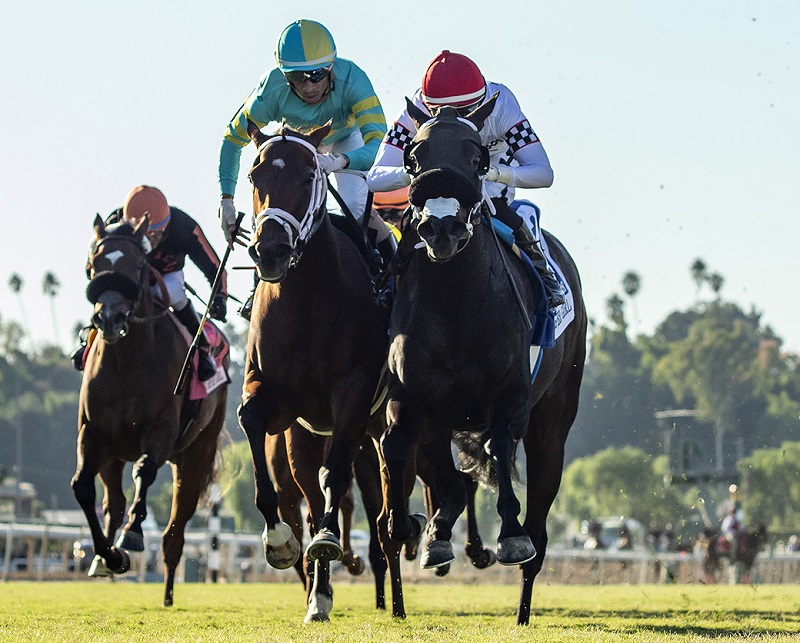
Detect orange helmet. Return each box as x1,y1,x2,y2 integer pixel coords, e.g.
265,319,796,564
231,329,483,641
421,50,486,109
373,186,409,211
123,185,170,230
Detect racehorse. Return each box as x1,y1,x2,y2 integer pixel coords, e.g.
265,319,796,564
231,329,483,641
379,96,587,624
702,523,768,584
73,216,228,606
239,120,390,621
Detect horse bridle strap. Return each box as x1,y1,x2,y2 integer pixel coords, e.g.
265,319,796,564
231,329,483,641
253,134,327,251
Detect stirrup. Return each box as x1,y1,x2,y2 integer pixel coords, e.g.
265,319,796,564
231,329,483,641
197,349,217,382
238,292,254,321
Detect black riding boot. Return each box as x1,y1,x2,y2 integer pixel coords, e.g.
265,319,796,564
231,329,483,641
70,326,93,371
174,301,217,381
238,270,259,321
514,224,567,308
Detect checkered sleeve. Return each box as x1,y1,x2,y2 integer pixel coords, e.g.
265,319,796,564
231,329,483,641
385,122,414,150
505,120,539,153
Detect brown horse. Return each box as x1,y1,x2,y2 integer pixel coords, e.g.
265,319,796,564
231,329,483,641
73,216,228,606
379,98,587,624
238,121,390,621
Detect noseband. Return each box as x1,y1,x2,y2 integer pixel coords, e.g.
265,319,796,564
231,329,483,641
250,134,327,267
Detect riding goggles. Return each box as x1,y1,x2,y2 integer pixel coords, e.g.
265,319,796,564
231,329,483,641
427,98,483,118
284,66,332,85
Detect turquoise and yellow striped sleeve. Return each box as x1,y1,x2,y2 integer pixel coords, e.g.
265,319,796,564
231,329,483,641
343,66,387,171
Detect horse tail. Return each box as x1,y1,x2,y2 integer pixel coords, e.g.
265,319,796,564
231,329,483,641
452,431,520,491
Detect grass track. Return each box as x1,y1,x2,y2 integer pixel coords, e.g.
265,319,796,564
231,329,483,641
1,582,799,641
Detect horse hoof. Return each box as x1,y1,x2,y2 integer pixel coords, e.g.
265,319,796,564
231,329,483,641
434,563,450,577
497,535,536,566
263,522,301,570
420,540,455,569
466,545,497,569
87,555,113,578
342,552,365,576
306,529,343,563
304,593,333,623
115,530,145,552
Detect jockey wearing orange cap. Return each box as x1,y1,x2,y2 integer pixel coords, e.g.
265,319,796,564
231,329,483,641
367,51,566,308
72,186,226,381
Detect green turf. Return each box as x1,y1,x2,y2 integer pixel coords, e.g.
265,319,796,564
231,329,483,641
1,582,798,641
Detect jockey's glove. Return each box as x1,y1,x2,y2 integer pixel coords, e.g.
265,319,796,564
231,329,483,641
485,165,514,186
219,196,237,245
209,292,227,323
317,152,349,174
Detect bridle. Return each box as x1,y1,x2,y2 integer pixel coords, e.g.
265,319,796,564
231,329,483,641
249,133,327,268
404,114,489,253
86,231,167,333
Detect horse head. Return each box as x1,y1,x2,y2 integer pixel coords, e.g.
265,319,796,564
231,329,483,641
246,120,332,282
85,214,150,343
404,93,498,262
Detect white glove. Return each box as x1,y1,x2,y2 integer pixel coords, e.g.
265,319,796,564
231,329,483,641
316,152,349,174
485,165,514,185
219,196,237,245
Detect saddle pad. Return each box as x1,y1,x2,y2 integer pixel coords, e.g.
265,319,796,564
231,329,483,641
168,315,230,400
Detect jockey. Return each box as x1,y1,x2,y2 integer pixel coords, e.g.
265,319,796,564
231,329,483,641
366,50,566,308
72,186,226,381
372,185,409,235
217,19,393,318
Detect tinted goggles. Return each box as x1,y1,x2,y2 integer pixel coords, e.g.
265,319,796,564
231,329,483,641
428,100,482,118
284,66,332,85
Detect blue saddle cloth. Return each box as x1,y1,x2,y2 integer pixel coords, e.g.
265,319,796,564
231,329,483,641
488,209,556,351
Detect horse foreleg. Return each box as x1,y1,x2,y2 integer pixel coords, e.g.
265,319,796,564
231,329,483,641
117,452,160,552
304,559,333,623
71,425,130,576
488,420,533,566
418,434,466,570
162,424,219,607
339,484,365,575
98,458,126,543
243,424,299,570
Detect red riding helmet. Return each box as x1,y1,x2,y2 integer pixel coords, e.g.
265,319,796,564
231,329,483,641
421,50,486,109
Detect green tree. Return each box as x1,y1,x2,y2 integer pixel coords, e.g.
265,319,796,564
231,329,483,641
41,271,61,347
622,271,641,335
708,272,724,300
605,293,626,332
739,442,800,534
218,440,263,531
690,259,707,300
7,273,34,355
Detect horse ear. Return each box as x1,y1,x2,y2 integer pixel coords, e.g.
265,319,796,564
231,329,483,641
93,213,106,239
308,120,333,149
247,119,268,148
466,92,499,131
406,97,431,129
133,215,150,238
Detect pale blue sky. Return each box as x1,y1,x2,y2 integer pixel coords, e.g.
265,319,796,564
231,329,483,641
1,1,798,353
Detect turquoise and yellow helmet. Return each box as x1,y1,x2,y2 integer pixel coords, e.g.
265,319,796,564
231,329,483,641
275,19,336,72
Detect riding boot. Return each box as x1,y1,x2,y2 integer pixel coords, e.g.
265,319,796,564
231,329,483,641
513,224,567,308
238,271,259,321
70,325,93,371
173,302,217,381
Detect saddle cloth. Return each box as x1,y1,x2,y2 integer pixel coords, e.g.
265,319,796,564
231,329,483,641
169,315,230,400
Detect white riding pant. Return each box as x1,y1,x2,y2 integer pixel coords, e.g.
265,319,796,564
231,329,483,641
151,270,188,311
321,128,369,222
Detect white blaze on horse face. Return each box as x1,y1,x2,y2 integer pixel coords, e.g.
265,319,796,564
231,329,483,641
421,197,460,220
105,249,124,266
272,158,286,169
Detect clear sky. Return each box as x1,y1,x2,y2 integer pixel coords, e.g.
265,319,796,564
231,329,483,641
1,1,798,354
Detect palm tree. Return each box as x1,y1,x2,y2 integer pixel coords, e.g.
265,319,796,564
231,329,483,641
8,273,34,356
621,271,641,336
41,271,61,347
605,293,626,332
690,259,707,300
708,272,724,300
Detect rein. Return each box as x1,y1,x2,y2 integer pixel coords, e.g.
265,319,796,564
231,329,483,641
251,134,327,266
130,265,171,324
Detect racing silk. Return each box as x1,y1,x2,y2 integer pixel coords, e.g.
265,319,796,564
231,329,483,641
107,207,227,295
218,57,387,196
367,82,553,203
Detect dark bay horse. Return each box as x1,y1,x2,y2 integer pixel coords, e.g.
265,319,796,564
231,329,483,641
73,216,228,606
239,120,389,621
380,97,587,624
703,524,768,584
